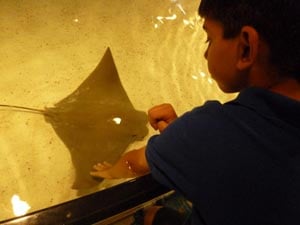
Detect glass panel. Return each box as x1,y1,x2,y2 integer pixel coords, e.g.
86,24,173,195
0,0,235,221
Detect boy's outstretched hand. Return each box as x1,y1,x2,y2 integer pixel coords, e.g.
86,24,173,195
90,147,149,179
90,161,114,179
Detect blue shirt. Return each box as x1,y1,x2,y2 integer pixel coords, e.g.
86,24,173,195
146,87,300,225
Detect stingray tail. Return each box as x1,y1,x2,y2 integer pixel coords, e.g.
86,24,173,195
0,104,51,117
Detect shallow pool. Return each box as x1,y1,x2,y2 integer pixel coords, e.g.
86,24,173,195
0,0,235,221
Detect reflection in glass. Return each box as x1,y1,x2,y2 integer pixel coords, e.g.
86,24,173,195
11,195,31,217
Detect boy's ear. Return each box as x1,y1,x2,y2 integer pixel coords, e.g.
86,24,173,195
236,26,259,70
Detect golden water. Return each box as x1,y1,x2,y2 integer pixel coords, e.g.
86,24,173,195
0,0,235,221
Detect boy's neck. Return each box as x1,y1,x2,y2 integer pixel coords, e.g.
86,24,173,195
249,63,300,101
268,77,300,101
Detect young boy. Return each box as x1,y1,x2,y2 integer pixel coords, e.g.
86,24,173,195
91,0,300,224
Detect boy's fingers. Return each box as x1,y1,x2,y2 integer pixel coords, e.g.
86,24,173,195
93,161,112,171
93,164,103,170
90,170,113,179
102,161,112,167
90,171,98,176
157,121,168,132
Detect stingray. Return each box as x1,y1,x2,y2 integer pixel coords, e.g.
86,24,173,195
0,48,149,190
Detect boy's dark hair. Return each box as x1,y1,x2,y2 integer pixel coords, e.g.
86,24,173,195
198,0,300,80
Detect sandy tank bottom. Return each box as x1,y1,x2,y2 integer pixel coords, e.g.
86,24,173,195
0,0,235,221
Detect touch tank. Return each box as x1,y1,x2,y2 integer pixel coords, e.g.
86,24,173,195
0,0,235,223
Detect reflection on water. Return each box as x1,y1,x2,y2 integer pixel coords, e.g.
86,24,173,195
11,195,31,217
0,0,235,221
152,0,199,30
